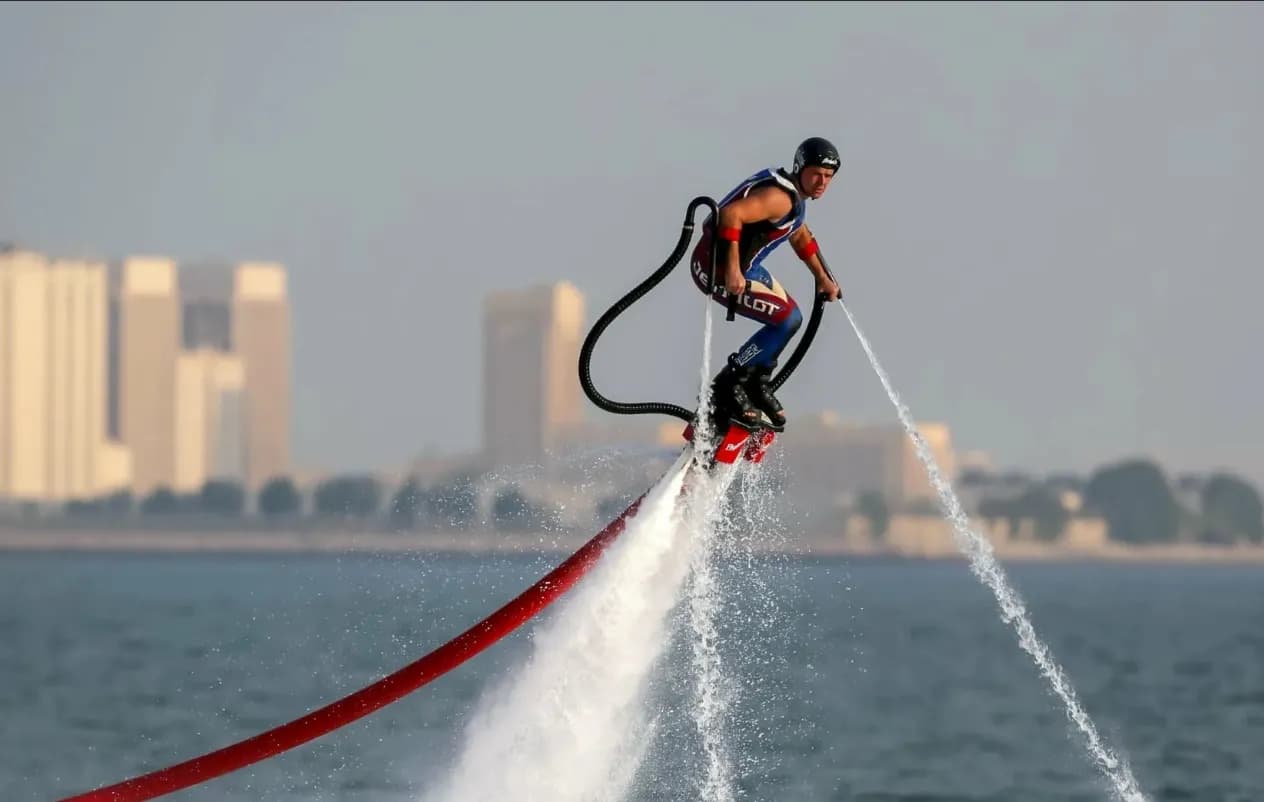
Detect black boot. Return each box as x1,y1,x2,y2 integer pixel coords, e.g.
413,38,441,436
708,355,761,430
745,362,787,430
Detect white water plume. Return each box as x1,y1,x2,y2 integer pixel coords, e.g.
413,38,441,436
837,300,1148,802
679,459,760,802
426,436,746,802
685,553,735,802
427,273,757,802
693,286,719,457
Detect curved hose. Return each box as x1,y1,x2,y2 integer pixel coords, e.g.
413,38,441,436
770,291,826,393
578,195,719,424
578,195,827,421
772,250,842,392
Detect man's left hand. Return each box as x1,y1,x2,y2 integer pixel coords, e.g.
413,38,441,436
817,274,841,302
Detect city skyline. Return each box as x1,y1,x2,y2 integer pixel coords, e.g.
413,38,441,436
0,245,291,504
4,257,1256,550
2,4,1261,486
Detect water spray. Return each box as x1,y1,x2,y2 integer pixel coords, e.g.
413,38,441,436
832,288,1148,802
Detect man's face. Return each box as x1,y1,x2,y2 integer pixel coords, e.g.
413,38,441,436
798,166,836,199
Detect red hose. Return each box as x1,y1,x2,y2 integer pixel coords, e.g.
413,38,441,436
57,487,654,802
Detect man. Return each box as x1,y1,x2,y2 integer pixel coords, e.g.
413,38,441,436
690,136,843,431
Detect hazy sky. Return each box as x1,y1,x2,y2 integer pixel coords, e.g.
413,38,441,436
2,2,1261,485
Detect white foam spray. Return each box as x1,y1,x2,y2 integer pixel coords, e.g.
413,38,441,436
426,449,685,801
678,272,760,802
426,420,748,800
692,288,719,458
836,300,1148,802
678,459,757,802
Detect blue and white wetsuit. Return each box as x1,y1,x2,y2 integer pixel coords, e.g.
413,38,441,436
690,167,806,370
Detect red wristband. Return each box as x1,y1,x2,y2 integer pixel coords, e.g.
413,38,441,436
718,226,742,243
795,238,820,261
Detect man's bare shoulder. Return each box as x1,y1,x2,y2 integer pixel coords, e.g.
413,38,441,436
738,184,794,221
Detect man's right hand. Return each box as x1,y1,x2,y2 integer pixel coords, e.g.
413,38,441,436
816,273,841,302
725,265,746,297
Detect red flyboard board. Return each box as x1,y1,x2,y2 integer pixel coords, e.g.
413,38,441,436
745,429,777,463
713,425,753,464
680,422,764,465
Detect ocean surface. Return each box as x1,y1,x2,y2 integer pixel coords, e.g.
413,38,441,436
3,546,1262,802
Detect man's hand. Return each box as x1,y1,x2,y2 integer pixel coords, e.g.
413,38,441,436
726,264,746,297
817,273,841,302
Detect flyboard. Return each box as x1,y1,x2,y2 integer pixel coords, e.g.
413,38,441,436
53,195,827,802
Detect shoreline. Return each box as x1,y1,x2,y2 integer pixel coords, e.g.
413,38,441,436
3,527,1264,565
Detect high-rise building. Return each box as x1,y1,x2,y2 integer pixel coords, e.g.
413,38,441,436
174,348,247,493
111,257,180,498
179,265,234,351
483,282,586,469
44,258,109,499
232,262,291,492
175,262,291,493
1,249,129,502
0,249,49,500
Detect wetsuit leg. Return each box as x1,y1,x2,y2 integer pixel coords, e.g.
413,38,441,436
729,263,803,369
690,240,803,369
690,237,803,429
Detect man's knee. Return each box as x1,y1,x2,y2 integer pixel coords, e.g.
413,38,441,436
774,302,803,338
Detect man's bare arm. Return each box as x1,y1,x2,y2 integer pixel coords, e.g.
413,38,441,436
791,224,840,301
717,186,794,230
715,187,794,294
789,224,814,249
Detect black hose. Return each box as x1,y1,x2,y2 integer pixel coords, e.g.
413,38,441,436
578,196,719,424
770,291,826,393
770,250,837,392
578,195,827,424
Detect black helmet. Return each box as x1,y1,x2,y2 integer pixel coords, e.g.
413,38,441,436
793,137,841,175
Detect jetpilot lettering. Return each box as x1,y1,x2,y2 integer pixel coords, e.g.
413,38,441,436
735,343,762,365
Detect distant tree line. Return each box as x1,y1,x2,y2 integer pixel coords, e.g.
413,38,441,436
54,470,562,534
850,458,1263,546
45,457,1264,547
977,485,1070,542
970,459,1262,544
855,491,890,537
